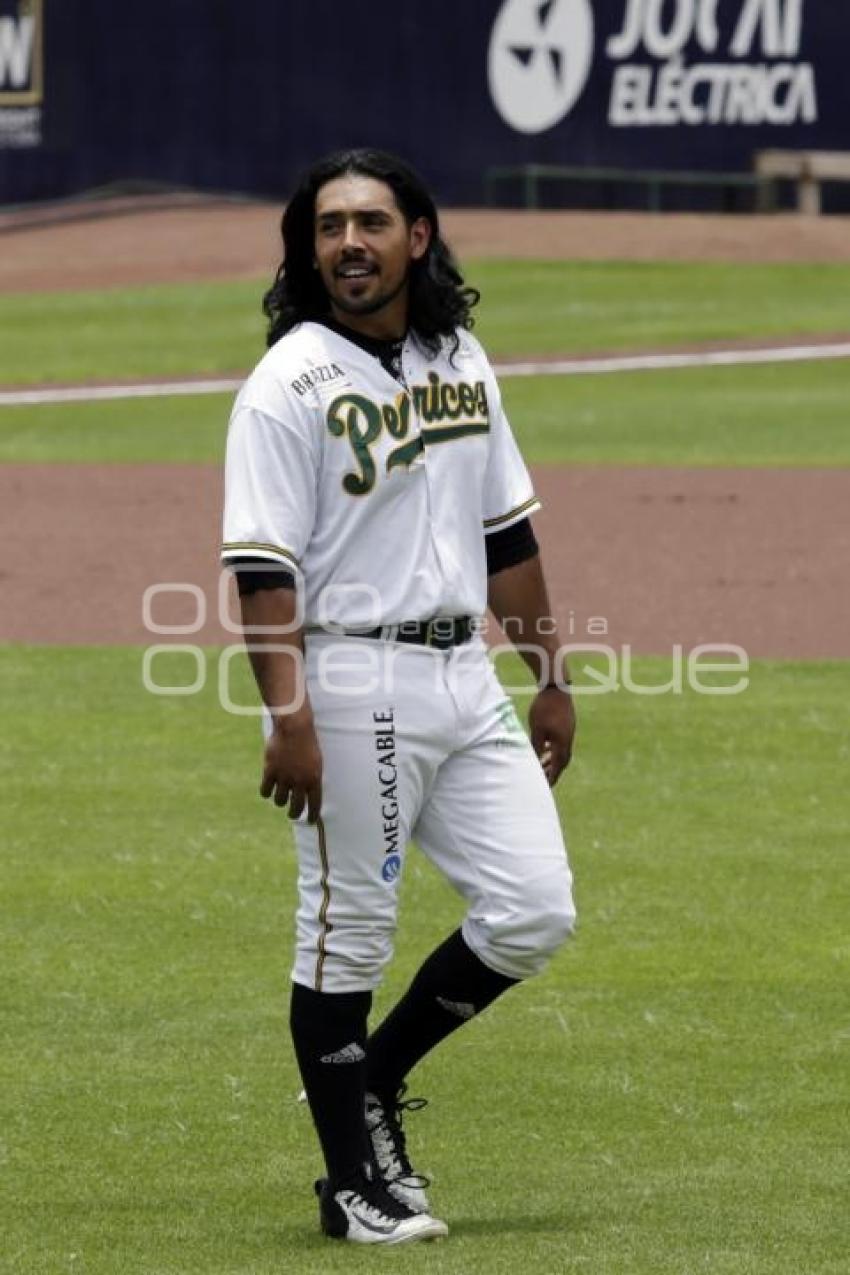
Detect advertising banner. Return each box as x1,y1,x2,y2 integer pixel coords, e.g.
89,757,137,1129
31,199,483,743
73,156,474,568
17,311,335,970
0,1,845,208
490,0,818,135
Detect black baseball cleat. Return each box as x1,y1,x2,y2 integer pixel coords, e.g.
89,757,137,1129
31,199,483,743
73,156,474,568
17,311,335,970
365,1085,432,1213
314,1167,448,1244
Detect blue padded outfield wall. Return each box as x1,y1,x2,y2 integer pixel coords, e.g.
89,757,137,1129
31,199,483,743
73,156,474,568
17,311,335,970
0,0,847,207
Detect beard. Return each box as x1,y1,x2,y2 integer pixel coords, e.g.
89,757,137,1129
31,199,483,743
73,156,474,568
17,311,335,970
329,269,409,317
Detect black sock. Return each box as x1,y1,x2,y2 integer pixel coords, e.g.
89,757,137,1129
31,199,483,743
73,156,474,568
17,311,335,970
289,981,373,1185
365,929,519,1102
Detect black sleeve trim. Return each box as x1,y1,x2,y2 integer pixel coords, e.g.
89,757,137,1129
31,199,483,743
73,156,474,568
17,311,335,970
229,556,296,596
485,517,539,576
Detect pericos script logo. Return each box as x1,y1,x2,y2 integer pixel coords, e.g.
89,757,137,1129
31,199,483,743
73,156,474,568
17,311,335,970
488,0,594,134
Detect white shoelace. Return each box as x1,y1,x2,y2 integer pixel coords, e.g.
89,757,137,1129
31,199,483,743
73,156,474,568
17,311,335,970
339,1189,400,1227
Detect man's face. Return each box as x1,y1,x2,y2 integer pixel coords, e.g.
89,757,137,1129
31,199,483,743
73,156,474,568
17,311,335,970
313,173,430,332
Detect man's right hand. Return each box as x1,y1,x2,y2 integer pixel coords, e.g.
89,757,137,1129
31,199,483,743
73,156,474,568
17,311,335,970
260,709,323,824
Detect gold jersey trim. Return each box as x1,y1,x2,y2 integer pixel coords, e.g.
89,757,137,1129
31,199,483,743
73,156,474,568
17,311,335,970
220,541,300,567
483,495,540,531
314,817,332,992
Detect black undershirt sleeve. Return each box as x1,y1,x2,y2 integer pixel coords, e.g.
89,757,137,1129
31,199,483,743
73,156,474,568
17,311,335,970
229,557,296,596
485,517,538,576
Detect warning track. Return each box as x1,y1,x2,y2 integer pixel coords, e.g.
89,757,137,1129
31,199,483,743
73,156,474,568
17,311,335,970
1,340,849,407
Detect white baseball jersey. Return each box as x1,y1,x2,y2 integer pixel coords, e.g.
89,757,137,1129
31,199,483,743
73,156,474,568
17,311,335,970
221,322,539,627
221,317,574,995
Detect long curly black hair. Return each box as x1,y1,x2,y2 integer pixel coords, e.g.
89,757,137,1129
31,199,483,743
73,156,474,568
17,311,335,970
262,148,479,356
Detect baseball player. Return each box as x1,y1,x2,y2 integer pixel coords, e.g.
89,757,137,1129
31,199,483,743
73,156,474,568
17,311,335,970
221,148,576,1246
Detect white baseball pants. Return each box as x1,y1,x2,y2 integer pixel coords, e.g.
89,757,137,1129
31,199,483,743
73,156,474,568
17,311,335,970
290,633,575,992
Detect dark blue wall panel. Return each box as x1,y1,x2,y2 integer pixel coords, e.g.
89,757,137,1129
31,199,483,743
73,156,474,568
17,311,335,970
0,1,846,206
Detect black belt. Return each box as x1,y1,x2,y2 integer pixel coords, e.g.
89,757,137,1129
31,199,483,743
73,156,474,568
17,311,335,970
343,617,476,651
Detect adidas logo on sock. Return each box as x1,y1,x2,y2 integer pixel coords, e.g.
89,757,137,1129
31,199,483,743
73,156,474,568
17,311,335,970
436,996,477,1020
319,1042,366,1065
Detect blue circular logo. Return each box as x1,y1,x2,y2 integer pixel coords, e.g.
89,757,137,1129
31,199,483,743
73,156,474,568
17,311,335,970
382,854,402,883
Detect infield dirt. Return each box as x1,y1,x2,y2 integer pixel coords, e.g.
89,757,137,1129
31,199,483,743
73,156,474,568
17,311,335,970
2,462,847,659
2,197,850,293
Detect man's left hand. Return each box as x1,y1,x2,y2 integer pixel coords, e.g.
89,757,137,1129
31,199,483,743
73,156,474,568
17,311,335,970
528,685,576,786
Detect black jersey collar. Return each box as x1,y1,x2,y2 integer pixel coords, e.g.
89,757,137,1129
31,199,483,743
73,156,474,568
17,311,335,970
314,316,408,385
314,316,405,360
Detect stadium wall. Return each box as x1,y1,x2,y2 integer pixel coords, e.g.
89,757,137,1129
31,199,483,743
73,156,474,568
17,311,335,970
0,0,846,208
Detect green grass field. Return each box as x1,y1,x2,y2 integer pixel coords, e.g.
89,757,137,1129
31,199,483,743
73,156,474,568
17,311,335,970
2,260,849,385
2,257,848,1272
2,649,847,1274
2,259,848,468
2,357,847,467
